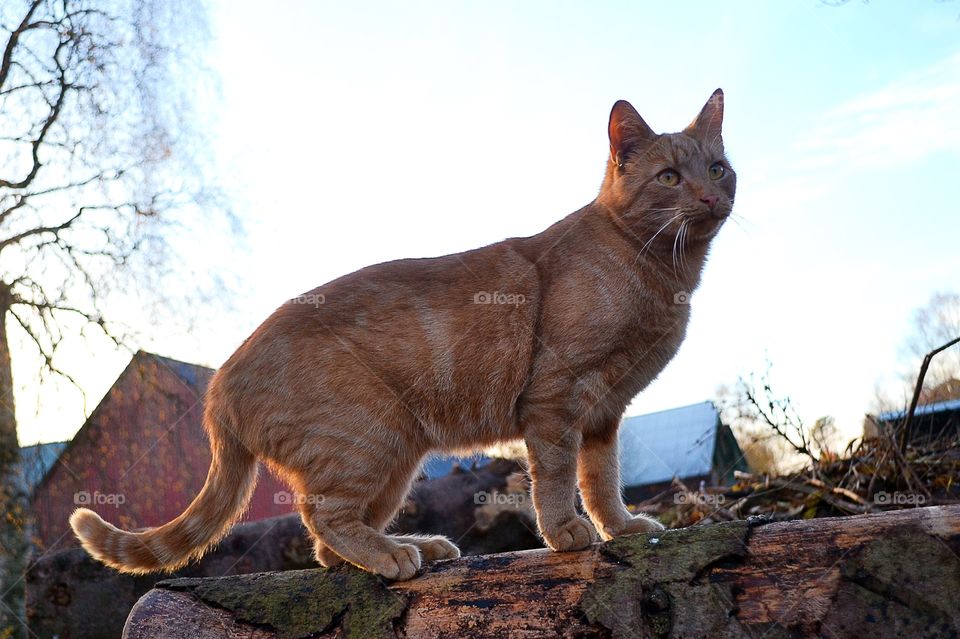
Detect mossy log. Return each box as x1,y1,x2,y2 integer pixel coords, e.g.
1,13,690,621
123,505,960,638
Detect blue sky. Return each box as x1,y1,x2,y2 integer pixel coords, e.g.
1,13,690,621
19,0,960,446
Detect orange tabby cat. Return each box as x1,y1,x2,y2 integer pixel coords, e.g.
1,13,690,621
71,90,735,580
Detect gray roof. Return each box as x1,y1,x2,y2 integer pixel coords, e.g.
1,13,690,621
619,401,720,486
18,441,69,494
422,453,491,479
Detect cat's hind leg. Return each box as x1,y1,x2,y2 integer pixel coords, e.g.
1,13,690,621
291,447,431,580
365,459,460,562
289,491,343,567
298,486,422,580
388,533,460,561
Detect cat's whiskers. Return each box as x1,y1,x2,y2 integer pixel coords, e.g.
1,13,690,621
678,221,685,274
637,211,684,260
679,219,690,273
729,212,751,234
622,206,680,220
671,221,681,275
672,217,691,276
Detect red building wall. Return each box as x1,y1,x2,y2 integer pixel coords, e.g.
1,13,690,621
31,352,295,551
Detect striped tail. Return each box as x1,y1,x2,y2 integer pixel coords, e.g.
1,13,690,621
69,428,258,574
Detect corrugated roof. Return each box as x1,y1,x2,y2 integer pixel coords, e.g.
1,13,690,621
619,401,720,486
422,401,724,486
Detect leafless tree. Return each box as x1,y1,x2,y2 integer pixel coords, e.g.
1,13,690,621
902,292,960,404
868,292,960,428
0,1,225,636
720,364,838,476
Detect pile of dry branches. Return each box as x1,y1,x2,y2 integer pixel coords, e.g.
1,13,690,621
633,430,960,529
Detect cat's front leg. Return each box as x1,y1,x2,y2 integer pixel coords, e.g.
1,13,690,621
525,427,598,551
578,429,665,540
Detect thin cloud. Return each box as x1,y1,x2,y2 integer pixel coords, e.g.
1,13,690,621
799,50,960,169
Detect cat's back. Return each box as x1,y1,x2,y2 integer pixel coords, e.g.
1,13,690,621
216,237,543,441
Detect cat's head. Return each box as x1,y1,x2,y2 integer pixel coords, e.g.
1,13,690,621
598,89,736,248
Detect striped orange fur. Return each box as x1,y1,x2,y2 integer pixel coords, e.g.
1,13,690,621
71,90,735,580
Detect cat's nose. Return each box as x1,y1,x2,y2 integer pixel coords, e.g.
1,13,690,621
700,195,719,211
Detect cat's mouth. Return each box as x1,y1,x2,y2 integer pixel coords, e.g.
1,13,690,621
685,210,727,239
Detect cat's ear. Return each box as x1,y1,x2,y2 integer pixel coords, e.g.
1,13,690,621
685,88,724,143
608,100,656,168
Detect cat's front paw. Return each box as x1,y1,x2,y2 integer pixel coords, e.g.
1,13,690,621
602,514,665,540
542,516,598,551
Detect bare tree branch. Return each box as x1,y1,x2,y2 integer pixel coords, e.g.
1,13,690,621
0,169,127,229
0,78,58,97
0,0,43,92
0,49,68,189
0,194,28,226
0,209,81,251
8,303,84,393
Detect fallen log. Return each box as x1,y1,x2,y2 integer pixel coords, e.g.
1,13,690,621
123,505,960,638
27,459,534,639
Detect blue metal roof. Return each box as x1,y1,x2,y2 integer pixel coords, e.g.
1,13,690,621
618,401,720,486
877,398,960,423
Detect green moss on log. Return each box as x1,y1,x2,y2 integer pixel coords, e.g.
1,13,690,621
157,566,408,639
580,520,761,639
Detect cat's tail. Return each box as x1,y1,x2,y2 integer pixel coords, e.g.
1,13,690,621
69,421,258,575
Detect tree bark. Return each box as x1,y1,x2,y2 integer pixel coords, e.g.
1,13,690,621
25,459,538,639
123,504,960,639
0,283,28,639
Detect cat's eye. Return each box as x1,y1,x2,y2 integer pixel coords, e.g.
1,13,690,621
657,169,680,187
708,162,725,180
